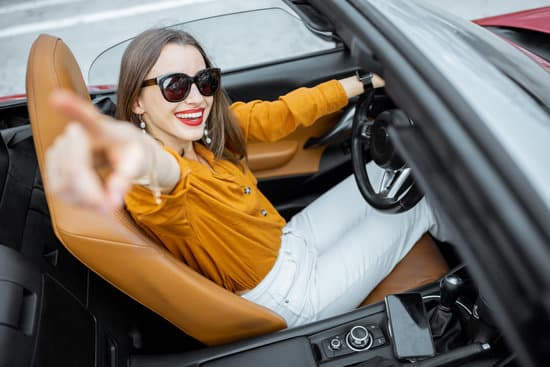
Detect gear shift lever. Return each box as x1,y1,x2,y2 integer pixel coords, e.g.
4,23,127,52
428,274,465,351
439,274,464,312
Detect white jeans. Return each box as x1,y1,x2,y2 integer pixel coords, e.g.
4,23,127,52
243,163,440,327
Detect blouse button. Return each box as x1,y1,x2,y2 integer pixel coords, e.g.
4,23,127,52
243,186,252,195
260,209,268,217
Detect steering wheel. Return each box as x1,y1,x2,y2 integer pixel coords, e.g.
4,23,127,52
351,90,423,213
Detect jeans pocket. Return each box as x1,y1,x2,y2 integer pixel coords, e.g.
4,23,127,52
279,277,316,327
269,230,318,326
271,255,298,302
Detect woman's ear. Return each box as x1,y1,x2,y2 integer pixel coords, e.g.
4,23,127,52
132,97,145,115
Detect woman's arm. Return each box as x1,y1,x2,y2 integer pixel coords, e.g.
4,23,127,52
47,90,180,212
231,73,385,142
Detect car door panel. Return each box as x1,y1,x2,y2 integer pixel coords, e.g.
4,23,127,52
247,140,298,172
249,112,342,179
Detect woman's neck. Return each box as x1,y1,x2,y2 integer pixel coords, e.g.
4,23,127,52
182,143,198,160
158,135,196,161
182,142,210,166
146,128,206,165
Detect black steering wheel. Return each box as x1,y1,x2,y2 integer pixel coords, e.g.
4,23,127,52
351,90,423,213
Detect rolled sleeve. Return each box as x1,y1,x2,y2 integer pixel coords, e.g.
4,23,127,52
232,79,348,142
124,146,192,230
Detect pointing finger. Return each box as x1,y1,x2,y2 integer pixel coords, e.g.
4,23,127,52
45,122,109,211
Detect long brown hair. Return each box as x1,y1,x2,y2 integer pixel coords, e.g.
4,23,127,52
115,28,247,166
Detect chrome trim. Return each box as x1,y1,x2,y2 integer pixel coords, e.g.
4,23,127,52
422,295,473,316
345,326,373,352
387,168,411,198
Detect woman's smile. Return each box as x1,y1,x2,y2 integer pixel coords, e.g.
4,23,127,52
175,108,204,127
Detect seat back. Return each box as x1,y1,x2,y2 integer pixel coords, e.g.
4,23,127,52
25,34,286,346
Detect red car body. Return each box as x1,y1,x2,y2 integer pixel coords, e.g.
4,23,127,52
474,6,550,73
474,6,550,33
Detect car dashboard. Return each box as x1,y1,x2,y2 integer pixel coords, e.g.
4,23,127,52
128,265,507,367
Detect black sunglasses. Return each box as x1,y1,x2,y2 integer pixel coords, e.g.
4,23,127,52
141,68,221,103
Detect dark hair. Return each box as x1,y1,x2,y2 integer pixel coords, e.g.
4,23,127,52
115,28,247,166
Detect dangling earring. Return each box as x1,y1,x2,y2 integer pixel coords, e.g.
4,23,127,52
139,115,146,133
203,126,212,145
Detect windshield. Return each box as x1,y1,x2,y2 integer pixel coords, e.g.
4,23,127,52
88,8,336,87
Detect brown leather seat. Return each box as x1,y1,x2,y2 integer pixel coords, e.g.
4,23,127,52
25,34,448,346
360,234,448,307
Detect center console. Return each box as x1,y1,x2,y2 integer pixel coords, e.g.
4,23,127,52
130,270,506,367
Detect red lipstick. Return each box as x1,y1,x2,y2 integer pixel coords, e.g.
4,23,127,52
175,108,204,127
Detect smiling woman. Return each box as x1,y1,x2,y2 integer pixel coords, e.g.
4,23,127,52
2,1,550,367
45,25,433,330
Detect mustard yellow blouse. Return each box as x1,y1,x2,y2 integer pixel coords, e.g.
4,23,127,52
124,80,348,292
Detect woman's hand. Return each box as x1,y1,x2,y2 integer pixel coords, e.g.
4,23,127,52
339,73,386,99
46,89,152,212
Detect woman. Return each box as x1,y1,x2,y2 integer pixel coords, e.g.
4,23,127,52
47,28,440,327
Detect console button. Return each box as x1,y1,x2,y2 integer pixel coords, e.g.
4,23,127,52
372,337,386,347
368,324,384,339
329,337,342,350
346,325,373,351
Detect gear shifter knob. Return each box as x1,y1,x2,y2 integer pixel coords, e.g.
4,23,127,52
439,274,463,312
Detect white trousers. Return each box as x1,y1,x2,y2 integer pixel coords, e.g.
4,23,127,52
243,163,440,327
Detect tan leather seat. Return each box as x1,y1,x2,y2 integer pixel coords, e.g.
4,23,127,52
25,34,448,346
360,234,448,307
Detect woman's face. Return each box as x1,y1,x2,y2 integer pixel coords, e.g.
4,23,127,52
134,43,213,153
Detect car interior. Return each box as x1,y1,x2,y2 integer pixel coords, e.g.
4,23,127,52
0,11,518,367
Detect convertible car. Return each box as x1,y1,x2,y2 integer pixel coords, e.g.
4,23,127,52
1,1,550,366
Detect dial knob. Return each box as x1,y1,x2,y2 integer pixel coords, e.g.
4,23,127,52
346,325,372,351
329,337,342,350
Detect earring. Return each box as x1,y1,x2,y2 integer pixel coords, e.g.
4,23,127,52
203,127,212,145
139,115,146,133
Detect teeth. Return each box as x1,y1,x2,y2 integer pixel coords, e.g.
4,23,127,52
176,111,202,119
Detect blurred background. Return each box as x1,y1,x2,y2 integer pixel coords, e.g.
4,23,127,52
0,0,549,97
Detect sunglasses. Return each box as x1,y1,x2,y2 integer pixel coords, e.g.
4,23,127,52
141,68,221,103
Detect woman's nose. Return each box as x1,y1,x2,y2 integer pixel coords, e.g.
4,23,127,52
185,83,203,104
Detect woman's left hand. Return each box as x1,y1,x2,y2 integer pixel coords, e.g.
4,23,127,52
338,73,385,99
